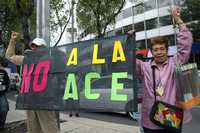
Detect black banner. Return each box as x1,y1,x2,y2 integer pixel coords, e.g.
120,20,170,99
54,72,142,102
16,35,136,112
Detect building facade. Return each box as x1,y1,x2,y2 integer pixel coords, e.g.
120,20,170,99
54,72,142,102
79,0,183,49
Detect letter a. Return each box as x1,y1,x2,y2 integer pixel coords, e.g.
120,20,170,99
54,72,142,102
112,41,126,62
67,48,78,66
63,73,78,100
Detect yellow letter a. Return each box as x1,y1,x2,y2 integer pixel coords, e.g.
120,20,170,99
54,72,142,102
67,48,78,66
112,41,126,62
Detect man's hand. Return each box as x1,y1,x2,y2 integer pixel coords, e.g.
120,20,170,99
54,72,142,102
11,31,20,41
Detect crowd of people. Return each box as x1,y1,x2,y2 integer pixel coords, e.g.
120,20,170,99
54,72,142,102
0,6,196,133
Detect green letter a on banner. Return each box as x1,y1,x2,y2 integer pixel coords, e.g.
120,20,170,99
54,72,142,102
63,73,78,100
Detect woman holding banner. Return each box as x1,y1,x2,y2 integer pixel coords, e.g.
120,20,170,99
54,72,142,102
5,34,60,133
134,7,193,133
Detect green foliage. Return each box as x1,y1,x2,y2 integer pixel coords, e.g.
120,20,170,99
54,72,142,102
0,0,20,47
50,0,70,32
50,0,71,44
76,0,125,38
181,0,200,42
0,0,36,51
15,0,35,49
0,0,69,52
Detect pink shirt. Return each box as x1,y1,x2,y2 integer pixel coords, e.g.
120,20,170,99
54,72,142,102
136,25,193,129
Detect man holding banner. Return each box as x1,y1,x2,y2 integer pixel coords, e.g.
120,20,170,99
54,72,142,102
5,33,60,133
135,7,193,133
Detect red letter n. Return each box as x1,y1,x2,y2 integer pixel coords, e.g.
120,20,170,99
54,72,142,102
20,64,34,94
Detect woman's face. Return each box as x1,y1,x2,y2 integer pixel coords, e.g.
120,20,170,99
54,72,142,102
152,43,168,64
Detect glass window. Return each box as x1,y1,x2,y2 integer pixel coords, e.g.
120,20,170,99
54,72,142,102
135,22,144,32
123,7,132,19
145,0,156,11
173,0,184,6
159,15,172,27
115,28,123,36
167,35,175,46
146,18,158,30
136,40,146,49
134,4,144,15
157,0,170,8
147,39,151,49
123,25,133,33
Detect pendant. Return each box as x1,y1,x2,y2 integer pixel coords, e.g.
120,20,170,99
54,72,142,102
156,86,164,96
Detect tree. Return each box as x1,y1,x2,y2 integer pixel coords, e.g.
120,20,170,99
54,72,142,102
0,0,70,51
0,0,20,48
181,0,200,42
50,0,72,46
0,0,36,51
15,0,35,49
76,0,125,38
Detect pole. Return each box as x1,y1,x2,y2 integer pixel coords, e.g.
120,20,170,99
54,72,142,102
71,0,75,44
36,0,42,37
143,3,148,49
157,0,160,36
43,0,50,46
170,0,177,45
36,0,50,46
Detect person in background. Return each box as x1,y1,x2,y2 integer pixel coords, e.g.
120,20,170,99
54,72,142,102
0,57,10,131
5,32,60,133
69,109,79,117
69,76,81,117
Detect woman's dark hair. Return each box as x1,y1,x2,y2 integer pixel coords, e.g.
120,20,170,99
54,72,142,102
150,36,169,51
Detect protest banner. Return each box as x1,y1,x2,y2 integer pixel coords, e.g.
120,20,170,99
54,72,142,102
16,35,136,112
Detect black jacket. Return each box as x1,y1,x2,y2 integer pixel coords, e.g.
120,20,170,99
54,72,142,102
0,69,10,95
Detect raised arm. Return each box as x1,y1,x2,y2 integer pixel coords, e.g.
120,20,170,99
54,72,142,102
174,25,193,64
172,7,193,64
5,32,24,66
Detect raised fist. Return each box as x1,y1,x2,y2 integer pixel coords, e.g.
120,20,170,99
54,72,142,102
171,6,181,18
11,32,20,40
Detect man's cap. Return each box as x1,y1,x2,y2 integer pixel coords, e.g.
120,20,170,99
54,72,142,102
31,38,47,46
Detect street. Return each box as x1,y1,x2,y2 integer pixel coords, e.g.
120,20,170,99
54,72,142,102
4,91,200,133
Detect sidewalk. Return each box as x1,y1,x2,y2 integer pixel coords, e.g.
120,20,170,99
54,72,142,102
6,99,26,123
60,114,138,133
6,99,139,133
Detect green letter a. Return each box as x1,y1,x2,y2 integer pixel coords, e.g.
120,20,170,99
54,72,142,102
63,73,78,100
